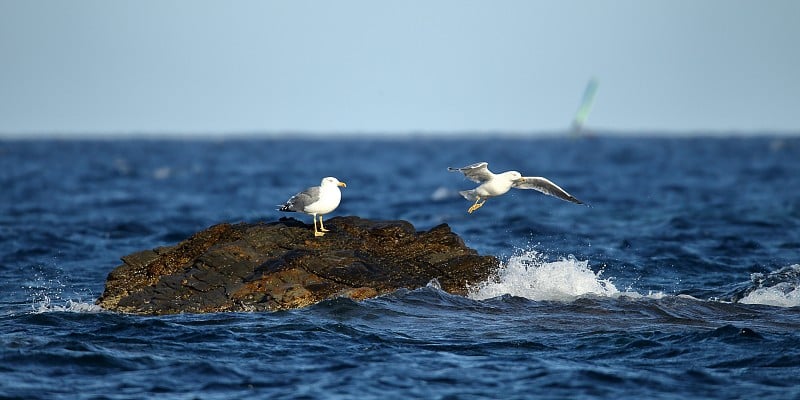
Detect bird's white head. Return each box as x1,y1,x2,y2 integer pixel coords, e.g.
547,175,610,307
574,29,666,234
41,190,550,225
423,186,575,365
321,176,347,188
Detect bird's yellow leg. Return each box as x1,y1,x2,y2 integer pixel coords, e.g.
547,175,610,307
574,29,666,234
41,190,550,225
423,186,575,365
319,215,330,232
467,198,485,214
313,215,325,237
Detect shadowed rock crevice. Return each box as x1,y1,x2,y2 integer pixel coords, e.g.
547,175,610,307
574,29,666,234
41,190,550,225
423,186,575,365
97,216,499,315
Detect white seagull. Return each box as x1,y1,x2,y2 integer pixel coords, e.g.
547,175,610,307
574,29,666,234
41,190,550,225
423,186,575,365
448,162,584,213
278,177,347,236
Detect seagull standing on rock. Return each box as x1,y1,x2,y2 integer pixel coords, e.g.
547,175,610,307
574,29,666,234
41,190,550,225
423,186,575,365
448,162,584,213
279,177,347,237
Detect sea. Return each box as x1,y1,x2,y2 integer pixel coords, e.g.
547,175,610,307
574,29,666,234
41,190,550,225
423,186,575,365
1,134,799,399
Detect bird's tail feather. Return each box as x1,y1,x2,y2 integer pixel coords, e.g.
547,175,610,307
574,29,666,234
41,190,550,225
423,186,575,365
459,190,479,201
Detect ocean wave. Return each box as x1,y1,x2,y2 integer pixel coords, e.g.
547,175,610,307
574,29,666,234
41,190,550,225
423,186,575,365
468,249,639,301
468,249,800,309
738,264,800,308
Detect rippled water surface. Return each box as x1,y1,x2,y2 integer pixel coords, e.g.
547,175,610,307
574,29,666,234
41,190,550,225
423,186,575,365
1,135,799,399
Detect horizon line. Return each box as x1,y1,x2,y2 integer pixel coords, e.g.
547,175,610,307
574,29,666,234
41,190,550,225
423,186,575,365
1,128,799,140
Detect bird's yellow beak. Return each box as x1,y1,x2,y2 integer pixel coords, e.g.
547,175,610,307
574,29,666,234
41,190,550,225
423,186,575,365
338,181,347,187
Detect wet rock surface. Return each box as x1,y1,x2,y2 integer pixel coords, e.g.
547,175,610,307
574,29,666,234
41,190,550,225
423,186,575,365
97,216,499,315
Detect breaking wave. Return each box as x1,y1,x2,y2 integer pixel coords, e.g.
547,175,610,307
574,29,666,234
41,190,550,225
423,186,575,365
468,250,629,301
470,250,800,309
738,264,800,308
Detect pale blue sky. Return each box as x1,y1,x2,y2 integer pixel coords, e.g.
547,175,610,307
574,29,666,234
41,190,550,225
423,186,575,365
1,0,798,135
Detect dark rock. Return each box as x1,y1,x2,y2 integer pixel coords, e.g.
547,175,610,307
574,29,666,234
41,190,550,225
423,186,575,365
97,216,499,315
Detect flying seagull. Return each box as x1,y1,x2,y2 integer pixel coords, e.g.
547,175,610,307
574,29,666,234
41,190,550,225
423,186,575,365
278,177,347,236
448,162,583,213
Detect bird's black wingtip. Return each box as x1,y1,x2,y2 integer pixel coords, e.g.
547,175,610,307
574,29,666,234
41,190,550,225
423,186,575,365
570,197,589,206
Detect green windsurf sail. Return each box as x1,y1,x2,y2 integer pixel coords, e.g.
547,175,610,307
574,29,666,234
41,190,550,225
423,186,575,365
572,78,599,134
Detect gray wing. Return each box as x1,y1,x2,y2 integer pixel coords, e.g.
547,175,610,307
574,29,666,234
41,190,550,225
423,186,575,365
447,162,494,183
512,177,584,205
278,186,321,212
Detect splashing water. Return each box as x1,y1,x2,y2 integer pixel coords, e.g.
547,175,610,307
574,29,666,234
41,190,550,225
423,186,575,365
468,250,620,301
32,296,104,314
739,264,800,308
23,265,103,314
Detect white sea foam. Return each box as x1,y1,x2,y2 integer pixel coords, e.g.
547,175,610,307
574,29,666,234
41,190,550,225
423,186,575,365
430,186,459,201
26,271,104,314
153,166,172,180
740,285,800,308
739,264,800,308
32,296,104,314
468,250,625,301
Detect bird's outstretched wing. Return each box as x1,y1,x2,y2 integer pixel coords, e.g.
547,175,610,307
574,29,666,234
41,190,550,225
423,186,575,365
513,177,584,205
447,162,494,183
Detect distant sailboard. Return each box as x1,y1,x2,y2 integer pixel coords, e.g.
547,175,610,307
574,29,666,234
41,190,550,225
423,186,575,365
571,77,599,135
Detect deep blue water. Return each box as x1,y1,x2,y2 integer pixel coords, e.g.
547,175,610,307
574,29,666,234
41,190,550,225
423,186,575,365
1,135,800,399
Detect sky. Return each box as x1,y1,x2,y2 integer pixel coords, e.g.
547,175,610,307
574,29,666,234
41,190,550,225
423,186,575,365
1,0,799,136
